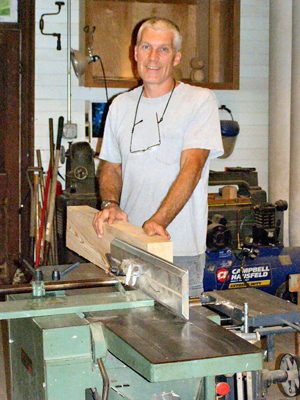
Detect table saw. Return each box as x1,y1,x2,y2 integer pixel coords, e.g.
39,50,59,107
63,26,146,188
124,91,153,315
0,238,265,400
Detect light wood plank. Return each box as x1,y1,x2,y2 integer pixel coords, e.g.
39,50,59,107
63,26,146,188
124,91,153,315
209,0,221,82
66,206,173,271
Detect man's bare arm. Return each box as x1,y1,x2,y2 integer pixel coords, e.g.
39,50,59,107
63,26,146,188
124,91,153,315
93,161,128,238
142,148,210,238
99,160,123,202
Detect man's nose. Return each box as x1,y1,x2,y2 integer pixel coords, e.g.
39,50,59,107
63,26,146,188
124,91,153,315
149,48,159,60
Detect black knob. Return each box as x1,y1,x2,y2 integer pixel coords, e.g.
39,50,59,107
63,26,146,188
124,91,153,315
35,269,43,282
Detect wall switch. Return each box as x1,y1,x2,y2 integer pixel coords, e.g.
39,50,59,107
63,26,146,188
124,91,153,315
63,122,78,139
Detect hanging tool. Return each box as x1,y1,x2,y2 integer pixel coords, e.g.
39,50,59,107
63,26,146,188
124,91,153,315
39,2,65,50
44,116,64,265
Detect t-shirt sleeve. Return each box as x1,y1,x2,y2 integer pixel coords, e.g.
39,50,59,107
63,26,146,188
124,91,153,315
99,100,122,163
182,89,224,159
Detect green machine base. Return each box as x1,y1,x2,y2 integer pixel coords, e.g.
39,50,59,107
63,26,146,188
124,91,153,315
2,289,263,400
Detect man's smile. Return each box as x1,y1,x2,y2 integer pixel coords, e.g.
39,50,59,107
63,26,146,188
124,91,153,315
146,66,160,70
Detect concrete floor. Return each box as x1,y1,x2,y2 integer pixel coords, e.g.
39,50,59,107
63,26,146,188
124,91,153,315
0,320,299,399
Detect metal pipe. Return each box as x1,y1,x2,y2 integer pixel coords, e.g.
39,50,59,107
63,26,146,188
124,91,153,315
253,370,265,400
280,318,300,333
67,0,71,122
262,369,289,387
236,206,252,249
0,278,118,296
97,358,110,400
243,302,249,333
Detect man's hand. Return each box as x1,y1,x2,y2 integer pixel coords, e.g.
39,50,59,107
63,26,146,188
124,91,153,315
142,220,171,240
93,204,128,239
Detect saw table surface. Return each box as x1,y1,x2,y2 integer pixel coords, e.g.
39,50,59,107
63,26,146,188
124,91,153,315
205,288,300,327
89,303,262,382
39,262,108,281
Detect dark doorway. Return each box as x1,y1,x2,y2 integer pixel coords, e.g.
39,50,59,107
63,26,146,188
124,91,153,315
0,29,21,283
0,2,35,283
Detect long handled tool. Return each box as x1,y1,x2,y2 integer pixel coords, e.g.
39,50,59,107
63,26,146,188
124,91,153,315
33,173,40,248
43,116,64,265
35,161,51,267
26,168,36,263
35,119,55,267
26,166,43,264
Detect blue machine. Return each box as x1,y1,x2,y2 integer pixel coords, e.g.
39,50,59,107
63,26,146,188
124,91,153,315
204,246,300,301
203,168,300,301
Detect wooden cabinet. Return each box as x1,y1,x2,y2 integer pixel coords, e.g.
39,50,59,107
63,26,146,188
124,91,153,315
83,0,240,90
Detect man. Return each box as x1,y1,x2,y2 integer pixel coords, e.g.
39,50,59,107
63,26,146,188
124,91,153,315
93,17,223,297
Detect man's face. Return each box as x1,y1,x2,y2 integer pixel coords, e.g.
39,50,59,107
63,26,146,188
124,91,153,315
134,27,181,87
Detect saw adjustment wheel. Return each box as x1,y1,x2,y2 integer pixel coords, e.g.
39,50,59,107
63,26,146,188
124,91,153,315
279,353,300,397
74,165,88,180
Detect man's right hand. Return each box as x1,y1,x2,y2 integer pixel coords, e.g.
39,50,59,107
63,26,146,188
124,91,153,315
93,204,128,239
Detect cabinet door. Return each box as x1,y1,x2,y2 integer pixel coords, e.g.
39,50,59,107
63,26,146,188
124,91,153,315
82,0,240,90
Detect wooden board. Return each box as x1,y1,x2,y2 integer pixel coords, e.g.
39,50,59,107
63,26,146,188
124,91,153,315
66,206,173,271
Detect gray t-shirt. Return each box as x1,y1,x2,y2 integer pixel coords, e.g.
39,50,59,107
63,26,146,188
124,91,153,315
100,82,223,256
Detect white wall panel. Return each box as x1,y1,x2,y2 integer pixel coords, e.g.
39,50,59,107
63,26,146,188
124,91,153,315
240,29,269,42
241,17,269,31
241,53,269,66
217,89,268,101
242,41,269,54
240,66,269,78
240,77,269,90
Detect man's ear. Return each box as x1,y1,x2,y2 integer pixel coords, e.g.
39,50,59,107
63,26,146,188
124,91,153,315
173,51,182,67
134,45,138,62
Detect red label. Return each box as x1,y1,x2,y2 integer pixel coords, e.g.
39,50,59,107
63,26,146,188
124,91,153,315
216,268,230,283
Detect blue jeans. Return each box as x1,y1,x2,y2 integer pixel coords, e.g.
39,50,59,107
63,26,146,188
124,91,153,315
173,254,205,298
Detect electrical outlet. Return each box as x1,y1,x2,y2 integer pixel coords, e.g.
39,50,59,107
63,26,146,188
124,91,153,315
63,122,78,139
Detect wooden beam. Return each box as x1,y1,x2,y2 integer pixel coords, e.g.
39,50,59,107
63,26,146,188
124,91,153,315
208,0,221,83
66,206,173,271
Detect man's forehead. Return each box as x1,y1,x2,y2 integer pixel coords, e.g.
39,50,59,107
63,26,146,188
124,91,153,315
139,27,175,45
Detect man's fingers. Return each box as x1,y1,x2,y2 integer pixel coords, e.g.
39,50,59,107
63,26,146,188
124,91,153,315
143,221,171,239
107,215,115,225
93,207,128,236
108,209,128,224
156,225,171,239
143,225,156,236
93,211,108,238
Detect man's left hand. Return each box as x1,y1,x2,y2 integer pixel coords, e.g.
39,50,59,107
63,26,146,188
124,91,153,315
142,220,171,240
